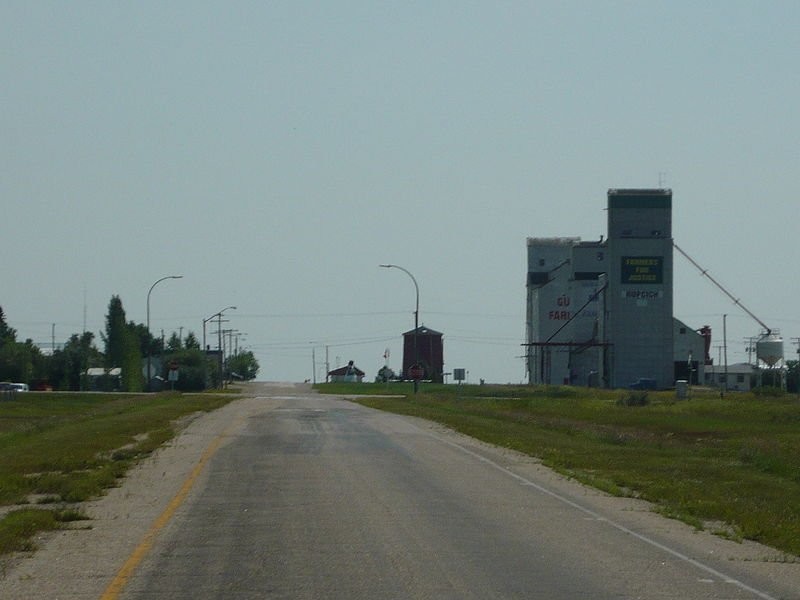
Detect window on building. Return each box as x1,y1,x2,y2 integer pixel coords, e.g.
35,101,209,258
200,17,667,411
737,374,745,383
679,327,686,334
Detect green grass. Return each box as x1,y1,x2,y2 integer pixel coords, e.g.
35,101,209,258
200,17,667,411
0,391,236,555
0,508,90,554
317,382,800,557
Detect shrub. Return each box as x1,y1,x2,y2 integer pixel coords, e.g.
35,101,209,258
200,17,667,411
617,390,649,406
752,386,785,398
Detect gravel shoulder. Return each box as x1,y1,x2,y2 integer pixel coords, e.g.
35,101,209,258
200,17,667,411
0,382,797,599
0,382,292,599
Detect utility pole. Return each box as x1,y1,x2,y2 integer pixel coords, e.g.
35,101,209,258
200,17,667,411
202,306,235,388
744,336,757,365
723,314,728,396
217,314,226,386
792,338,800,397
226,329,233,363
312,345,317,385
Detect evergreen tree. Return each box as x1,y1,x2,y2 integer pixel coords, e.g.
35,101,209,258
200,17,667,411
103,296,128,368
0,306,17,346
184,331,200,350
0,307,28,381
102,295,143,391
166,332,182,352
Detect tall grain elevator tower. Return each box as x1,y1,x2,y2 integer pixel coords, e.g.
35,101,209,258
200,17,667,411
525,238,578,385
526,238,606,385
605,189,673,388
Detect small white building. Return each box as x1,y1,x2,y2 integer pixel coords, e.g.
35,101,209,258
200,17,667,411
704,363,755,392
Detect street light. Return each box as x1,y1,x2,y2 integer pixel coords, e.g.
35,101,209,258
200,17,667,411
146,275,183,392
202,306,236,388
203,306,236,353
380,264,420,393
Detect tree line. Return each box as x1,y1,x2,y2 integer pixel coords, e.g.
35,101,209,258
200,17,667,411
0,298,259,392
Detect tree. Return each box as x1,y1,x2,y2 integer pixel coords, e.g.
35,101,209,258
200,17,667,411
29,339,51,385
168,348,212,391
0,339,34,382
226,351,260,381
101,296,143,392
166,332,182,352
184,331,200,350
50,332,100,390
0,307,37,382
128,321,160,358
103,296,127,368
0,306,17,346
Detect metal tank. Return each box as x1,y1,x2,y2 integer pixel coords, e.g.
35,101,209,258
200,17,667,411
756,331,783,367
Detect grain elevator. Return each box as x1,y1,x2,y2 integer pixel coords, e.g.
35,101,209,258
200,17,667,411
526,189,675,389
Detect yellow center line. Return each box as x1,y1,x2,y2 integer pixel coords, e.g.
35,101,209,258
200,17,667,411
99,420,240,600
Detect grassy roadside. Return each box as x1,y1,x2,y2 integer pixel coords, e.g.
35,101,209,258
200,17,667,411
0,391,237,555
318,382,800,558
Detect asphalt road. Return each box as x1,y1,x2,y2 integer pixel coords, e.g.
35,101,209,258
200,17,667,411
1,382,795,599
115,383,794,600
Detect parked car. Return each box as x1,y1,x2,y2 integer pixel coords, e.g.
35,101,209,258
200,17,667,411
8,383,29,392
628,378,657,390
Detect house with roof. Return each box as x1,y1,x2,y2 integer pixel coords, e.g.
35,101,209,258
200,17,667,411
673,319,708,385
85,367,122,391
328,360,365,383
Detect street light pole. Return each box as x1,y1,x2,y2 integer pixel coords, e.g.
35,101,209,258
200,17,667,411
380,264,420,393
218,313,224,385
203,306,236,388
146,275,183,392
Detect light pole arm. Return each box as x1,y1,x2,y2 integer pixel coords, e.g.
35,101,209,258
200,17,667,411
146,275,183,392
380,264,419,324
203,305,236,352
201,306,236,388
380,263,421,393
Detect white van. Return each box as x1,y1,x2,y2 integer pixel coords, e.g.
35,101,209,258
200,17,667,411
9,383,29,392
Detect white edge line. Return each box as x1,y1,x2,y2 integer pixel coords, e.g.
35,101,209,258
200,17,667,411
429,432,779,600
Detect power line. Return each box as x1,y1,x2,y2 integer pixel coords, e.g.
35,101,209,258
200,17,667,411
237,311,407,319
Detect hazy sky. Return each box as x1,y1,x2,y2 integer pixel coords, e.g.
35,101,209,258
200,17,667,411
3,2,800,383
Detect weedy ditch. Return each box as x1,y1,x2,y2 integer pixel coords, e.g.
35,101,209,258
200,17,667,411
0,391,236,556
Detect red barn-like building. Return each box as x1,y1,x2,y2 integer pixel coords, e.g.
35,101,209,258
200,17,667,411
402,325,444,383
